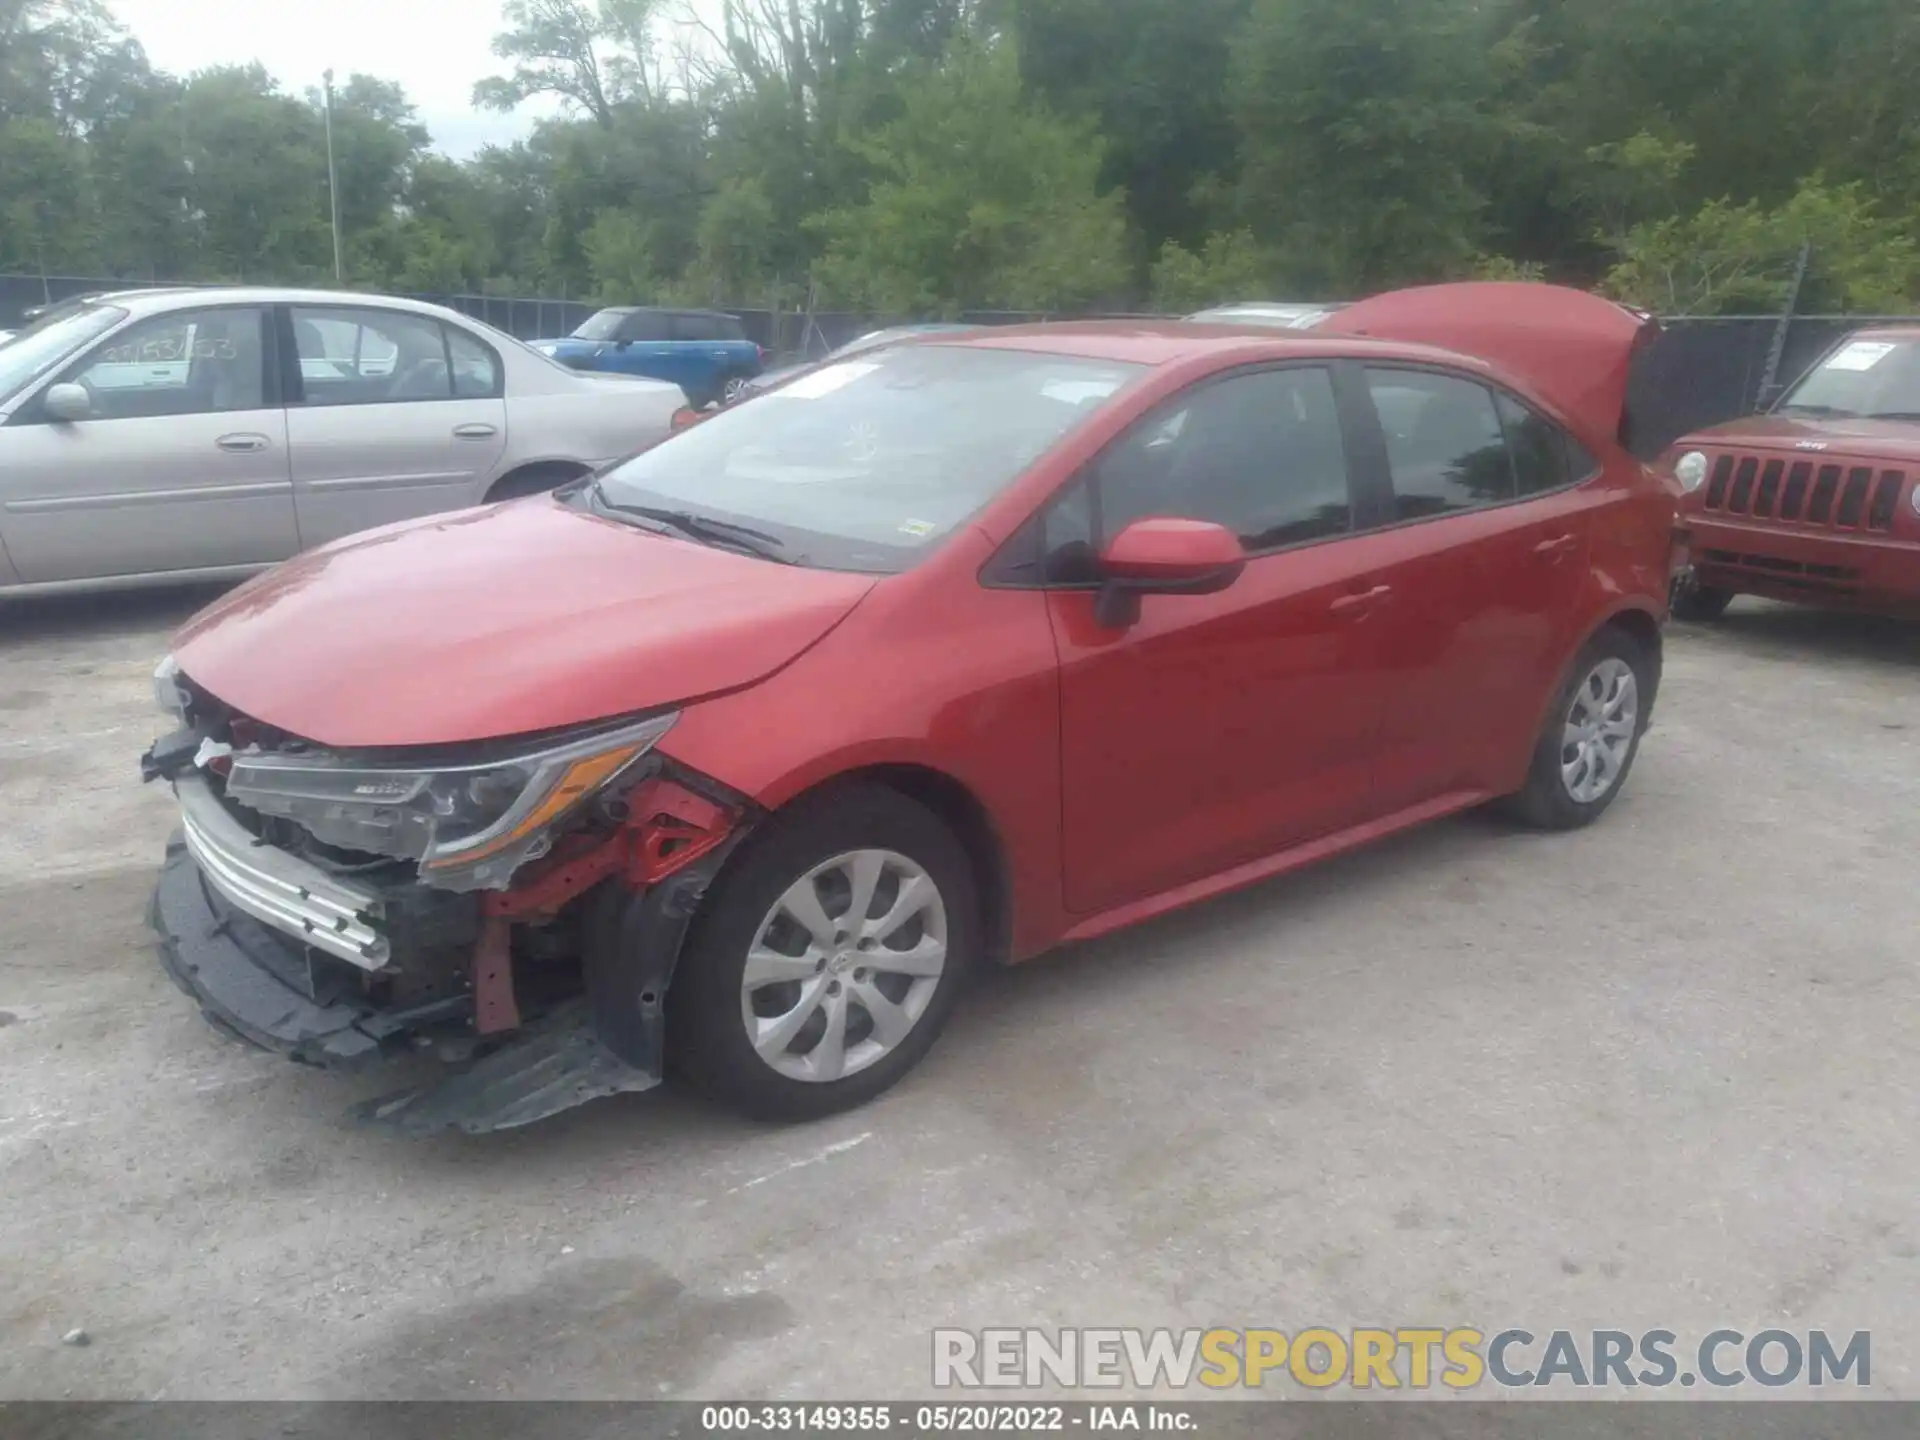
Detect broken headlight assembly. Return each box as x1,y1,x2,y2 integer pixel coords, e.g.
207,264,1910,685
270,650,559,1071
220,712,679,892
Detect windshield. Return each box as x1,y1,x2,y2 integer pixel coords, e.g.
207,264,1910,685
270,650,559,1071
0,303,128,404
588,344,1143,573
1777,337,1920,420
571,309,630,342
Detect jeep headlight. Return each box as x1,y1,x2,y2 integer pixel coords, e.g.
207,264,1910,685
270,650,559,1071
223,712,677,891
1674,451,1711,493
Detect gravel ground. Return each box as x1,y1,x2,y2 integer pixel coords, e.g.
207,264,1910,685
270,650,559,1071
0,590,1915,1401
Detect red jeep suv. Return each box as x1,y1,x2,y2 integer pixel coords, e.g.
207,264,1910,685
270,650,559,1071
1670,327,1920,621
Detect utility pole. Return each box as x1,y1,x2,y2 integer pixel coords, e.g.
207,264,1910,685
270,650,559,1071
323,69,343,284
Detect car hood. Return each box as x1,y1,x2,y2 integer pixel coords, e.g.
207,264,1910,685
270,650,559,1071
1321,282,1657,446
1681,415,1920,463
171,500,877,750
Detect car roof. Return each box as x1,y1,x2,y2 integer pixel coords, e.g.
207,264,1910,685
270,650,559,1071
930,319,1481,371
1852,325,1920,342
83,286,473,317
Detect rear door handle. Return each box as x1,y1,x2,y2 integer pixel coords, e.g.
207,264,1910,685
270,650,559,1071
215,433,268,453
453,423,499,440
1330,585,1394,617
1534,534,1579,561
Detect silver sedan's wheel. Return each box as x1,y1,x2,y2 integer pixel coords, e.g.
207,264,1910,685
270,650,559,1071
1561,657,1638,804
740,849,948,1084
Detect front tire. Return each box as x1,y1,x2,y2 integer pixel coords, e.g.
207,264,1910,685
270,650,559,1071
669,786,979,1122
1503,628,1652,831
1671,571,1735,622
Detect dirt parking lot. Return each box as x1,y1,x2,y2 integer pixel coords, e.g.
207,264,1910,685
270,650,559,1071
1,591,1916,1401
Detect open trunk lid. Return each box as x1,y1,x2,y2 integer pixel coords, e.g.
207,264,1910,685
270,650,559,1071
1321,282,1659,449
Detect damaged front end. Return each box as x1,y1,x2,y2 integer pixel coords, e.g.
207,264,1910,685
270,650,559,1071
142,657,753,1134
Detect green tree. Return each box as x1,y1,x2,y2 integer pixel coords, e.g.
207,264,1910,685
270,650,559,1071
811,39,1130,312
1228,0,1507,294
1148,229,1280,311
1603,180,1920,315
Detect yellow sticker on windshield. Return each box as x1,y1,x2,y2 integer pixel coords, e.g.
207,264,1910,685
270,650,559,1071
899,519,938,539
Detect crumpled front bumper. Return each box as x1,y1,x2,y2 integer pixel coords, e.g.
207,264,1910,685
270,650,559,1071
152,837,666,1133
150,834,469,1067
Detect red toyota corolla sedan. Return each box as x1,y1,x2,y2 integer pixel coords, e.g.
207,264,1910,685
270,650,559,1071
143,283,1678,1131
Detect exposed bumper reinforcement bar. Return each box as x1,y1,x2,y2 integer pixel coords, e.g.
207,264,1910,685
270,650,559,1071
152,834,462,1066
175,772,389,970
152,835,662,1132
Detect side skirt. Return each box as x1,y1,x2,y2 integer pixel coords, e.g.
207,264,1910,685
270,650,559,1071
1055,789,1495,948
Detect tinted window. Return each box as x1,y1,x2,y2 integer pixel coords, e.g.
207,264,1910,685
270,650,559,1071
292,307,455,406
1497,392,1571,497
1095,367,1352,551
618,310,670,342
591,345,1141,574
64,307,264,419
447,327,503,399
1366,369,1512,519
671,313,718,342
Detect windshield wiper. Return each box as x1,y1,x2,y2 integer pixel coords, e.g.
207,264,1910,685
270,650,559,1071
1775,403,1854,418
1864,411,1920,421
589,485,793,562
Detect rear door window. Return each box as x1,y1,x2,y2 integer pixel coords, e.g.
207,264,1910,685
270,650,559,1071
1364,368,1514,519
291,307,451,405
1497,392,1573,497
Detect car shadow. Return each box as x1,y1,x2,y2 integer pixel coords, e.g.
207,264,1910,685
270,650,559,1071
0,581,234,645
359,809,1493,1175
1683,599,1920,668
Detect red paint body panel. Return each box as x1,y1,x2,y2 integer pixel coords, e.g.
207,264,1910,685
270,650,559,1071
658,527,1071,959
169,286,1675,969
1048,534,1393,914
171,499,876,748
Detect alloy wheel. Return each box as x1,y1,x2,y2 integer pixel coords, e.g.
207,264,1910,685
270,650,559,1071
1561,658,1638,804
740,849,948,1084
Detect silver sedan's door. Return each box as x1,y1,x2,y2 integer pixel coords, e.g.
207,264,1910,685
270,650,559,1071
283,306,509,547
0,305,298,584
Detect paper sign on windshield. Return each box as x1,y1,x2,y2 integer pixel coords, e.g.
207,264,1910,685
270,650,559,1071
1824,341,1898,372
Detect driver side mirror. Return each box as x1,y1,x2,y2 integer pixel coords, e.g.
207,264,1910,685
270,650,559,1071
43,382,92,424
1094,517,1247,629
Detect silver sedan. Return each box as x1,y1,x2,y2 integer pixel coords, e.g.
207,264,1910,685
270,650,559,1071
0,288,685,595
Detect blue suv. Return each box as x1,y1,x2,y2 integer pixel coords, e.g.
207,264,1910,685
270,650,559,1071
533,308,765,407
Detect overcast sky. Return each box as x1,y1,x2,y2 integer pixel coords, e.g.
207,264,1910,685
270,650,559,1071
106,0,634,158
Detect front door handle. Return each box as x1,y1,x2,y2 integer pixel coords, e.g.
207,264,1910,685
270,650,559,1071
453,423,499,440
215,433,268,453
1330,584,1394,617
1533,534,1579,561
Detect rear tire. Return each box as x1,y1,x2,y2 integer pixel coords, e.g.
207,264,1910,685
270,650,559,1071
669,786,979,1122
1502,627,1652,832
